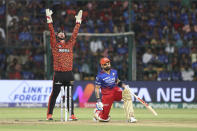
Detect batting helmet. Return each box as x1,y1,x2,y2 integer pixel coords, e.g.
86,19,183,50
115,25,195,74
100,57,110,65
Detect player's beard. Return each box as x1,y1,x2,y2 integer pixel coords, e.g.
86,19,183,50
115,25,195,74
104,66,111,71
57,37,66,41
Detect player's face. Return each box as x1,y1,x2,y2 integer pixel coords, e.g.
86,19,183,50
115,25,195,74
57,32,65,40
102,62,111,71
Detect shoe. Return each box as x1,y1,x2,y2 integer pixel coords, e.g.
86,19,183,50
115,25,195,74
93,108,100,121
98,116,110,122
69,115,78,121
46,114,53,120
93,117,98,122
128,117,137,123
93,109,110,122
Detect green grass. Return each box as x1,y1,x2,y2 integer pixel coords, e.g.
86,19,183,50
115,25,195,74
0,108,197,131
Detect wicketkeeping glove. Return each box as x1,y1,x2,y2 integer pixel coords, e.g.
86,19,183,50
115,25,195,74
75,10,83,24
46,9,53,23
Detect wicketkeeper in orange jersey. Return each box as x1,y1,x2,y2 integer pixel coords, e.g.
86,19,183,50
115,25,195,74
45,9,82,120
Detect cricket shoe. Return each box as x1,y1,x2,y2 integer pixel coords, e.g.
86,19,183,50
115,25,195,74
128,117,137,123
93,109,110,122
98,116,110,122
69,115,78,121
93,108,101,121
46,114,53,120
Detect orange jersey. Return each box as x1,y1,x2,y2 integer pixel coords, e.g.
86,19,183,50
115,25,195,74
48,23,80,72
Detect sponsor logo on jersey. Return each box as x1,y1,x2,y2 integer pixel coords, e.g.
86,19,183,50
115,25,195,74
103,77,110,80
58,48,70,53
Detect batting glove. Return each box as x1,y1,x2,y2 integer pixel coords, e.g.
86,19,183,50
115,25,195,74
96,98,103,110
75,10,83,24
46,9,53,23
96,101,103,110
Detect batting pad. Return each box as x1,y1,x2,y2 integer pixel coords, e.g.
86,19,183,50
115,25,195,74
122,88,134,119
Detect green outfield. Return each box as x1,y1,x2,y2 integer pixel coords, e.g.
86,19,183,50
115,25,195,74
0,108,197,131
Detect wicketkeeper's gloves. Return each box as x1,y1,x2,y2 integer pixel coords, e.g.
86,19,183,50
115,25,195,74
75,10,83,24
46,9,53,23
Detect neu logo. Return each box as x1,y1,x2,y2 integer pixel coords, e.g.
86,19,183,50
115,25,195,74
73,83,95,107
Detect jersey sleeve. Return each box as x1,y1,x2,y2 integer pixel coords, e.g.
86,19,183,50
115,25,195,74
114,70,118,81
48,23,56,48
69,23,80,47
95,75,102,86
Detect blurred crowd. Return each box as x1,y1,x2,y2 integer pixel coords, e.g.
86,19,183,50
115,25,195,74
0,0,46,80
0,0,196,81
134,0,197,81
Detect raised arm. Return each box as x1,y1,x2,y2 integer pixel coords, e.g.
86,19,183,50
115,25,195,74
46,9,56,48
69,10,83,46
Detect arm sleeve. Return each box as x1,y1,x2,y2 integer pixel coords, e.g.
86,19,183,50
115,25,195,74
48,23,56,48
69,23,81,47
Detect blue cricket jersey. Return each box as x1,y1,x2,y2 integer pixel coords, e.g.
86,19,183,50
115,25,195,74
95,69,118,89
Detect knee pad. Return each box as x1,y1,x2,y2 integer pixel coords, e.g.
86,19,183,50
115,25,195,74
122,88,134,120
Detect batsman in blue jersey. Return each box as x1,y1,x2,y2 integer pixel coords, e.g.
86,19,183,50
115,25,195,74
93,57,137,123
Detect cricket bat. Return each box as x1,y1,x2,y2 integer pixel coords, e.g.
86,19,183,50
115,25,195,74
130,90,158,116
